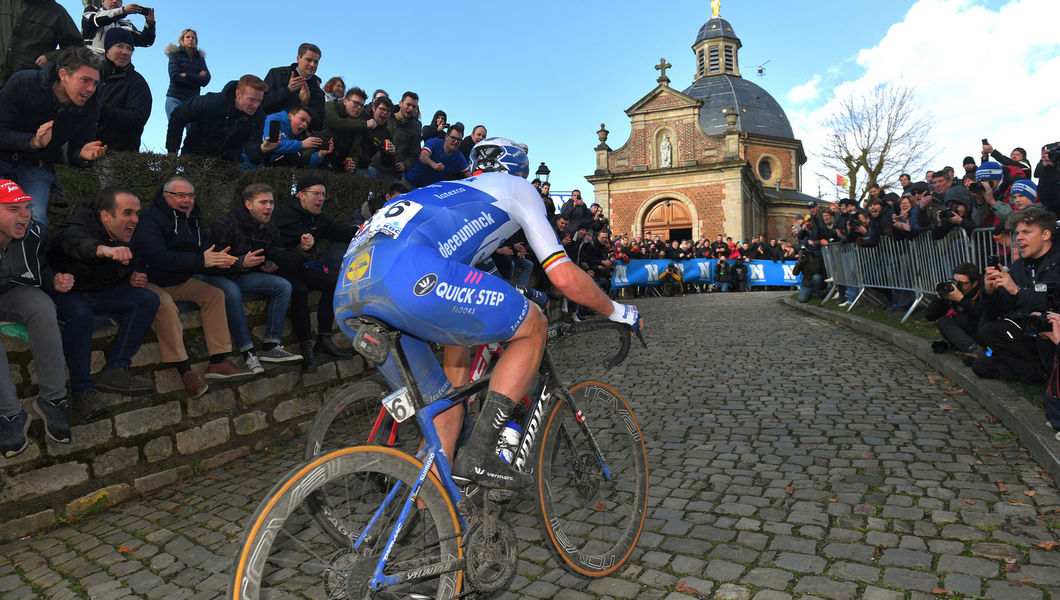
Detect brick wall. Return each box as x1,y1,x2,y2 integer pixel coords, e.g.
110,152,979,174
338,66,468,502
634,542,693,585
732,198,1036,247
0,298,369,542
609,183,728,239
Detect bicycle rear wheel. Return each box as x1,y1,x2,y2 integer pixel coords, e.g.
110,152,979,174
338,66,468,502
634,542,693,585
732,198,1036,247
535,380,648,578
304,380,392,459
230,445,463,600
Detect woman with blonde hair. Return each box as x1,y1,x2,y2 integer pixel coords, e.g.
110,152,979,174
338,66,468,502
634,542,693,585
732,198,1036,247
164,28,210,119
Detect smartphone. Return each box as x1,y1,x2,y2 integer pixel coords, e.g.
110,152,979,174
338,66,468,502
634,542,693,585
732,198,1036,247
982,138,989,145
268,120,281,143
987,254,1002,270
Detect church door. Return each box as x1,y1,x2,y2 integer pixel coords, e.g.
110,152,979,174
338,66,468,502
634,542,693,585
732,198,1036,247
642,200,693,242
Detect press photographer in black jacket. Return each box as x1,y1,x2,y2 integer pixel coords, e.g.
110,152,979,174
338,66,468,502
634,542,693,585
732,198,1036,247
925,262,984,362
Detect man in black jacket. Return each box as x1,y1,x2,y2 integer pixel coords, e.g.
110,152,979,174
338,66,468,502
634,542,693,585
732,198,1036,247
208,183,302,370
0,0,84,87
261,43,324,131
166,74,277,162
131,176,254,387
925,262,984,362
0,180,71,456
0,47,107,226
973,207,1060,384
47,186,156,421
96,28,150,152
559,190,592,235
271,174,356,370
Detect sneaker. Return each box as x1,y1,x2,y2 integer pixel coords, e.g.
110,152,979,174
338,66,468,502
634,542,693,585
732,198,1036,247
33,397,71,443
1055,430,1060,443
314,336,352,359
95,366,154,396
258,344,303,364
182,371,209,399
838,300,852,308
0,410,31,458
243,352,265,375
203,360,256,382
73,390,110,423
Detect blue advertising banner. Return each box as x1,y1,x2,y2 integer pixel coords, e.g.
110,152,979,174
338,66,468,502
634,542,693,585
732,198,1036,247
611,259,802,289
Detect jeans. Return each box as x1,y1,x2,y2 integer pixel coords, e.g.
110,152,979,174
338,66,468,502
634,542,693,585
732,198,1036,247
197,272,292,351
51,284,159,394
355,166,400,184
0,286,66,414
165,95,183,120
797,274,825,303
0,161,56,227
716,282,731,292
286,267,338,342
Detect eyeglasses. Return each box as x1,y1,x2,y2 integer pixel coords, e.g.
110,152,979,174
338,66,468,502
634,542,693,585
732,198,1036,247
164,191,195,199
302,190,326,198
447,135,462,142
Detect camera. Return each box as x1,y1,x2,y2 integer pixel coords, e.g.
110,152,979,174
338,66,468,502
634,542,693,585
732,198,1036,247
1045,141,1060,164
936,280,955,296
939,208,956,220
969,181,984,193
1021,283,1060,333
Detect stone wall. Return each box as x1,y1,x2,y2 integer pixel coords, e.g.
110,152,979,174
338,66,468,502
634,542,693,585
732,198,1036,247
0,297,369,542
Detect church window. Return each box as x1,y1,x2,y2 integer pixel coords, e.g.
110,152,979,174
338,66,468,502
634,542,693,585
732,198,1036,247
758,157,773,181
724,45,734,72
708,46,720,73
697,50,705,75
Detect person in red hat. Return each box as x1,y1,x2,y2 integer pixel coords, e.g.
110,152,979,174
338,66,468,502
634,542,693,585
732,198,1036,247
0,180,72,458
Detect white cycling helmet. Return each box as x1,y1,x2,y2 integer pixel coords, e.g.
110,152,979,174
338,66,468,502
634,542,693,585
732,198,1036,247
470,137,530,178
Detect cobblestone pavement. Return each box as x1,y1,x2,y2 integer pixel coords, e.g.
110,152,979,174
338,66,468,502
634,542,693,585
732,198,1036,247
4,291,1060,600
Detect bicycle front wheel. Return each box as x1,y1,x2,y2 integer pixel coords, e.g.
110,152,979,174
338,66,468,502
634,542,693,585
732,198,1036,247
230,445,463,600
535,380,649,578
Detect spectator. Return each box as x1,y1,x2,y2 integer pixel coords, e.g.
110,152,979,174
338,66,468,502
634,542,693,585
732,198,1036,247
930,195,974,240
982,141,1032,179
714,256,732,292
250,104,332,169
0,0,83,87
974,206,1060,385
0,47,107,226
404,123,469,189
539,181,556,217
47,186,156,421
262,43,325,131
1036,144,1059,214
970,160,1024,227
459,124,487,162
355,96,395,179
709,234,728,258
81,0,154,55
793,247,825,303
912,181,941,232
890,194,918,239
0,180,70,456
732,256,749,291
931,168,972,211
96,28,151,152
167,74,276,163
1037,313,1060,438
163,28,209,120
271,174,356,371
560,190,592,234
925,262,984,363
131,176,255,383
899,173,912,193
322,76,345,102
322,86,368,172
422,109,447,142
589,202,610,234
376,91,421,183
207,183,303,371
962,156,978,179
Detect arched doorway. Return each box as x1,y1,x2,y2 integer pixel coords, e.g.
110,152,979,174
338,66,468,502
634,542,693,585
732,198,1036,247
642,199,693,242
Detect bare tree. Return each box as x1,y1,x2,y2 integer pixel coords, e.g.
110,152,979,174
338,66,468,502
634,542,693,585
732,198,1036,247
818,83,935,203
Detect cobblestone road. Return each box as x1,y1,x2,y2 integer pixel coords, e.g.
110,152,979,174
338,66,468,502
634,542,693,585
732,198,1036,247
4,291,1060,600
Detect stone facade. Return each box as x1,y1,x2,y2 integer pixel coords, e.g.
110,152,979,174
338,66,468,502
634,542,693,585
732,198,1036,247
0,296,368,541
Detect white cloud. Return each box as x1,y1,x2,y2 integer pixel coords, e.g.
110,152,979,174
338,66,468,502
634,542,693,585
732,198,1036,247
788,0,1060,199
787,75,821,104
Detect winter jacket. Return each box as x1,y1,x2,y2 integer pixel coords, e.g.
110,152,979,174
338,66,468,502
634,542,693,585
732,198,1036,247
0,61,99,168
374,112,420,177
559,200,593,234
321,98,366,170
714,260,732,283
271,195,357,274
209,202,294,276
97,59,151,152
130,186,212,287
167,79,266,163
989,149,1032,180
1038,161,1060,216
0,221,53,294
925,284,983,324
164,43,209,102
80,4,154,54
421,111,446,142
262,63,324,131
0,0,83,87
47,199,133,291
244,110,324,169
982,241,1060,321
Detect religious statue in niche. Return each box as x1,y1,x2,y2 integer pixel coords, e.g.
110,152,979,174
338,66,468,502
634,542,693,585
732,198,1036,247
660,135,672,168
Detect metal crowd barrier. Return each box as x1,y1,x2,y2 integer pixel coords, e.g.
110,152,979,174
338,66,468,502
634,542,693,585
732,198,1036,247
820,228,979,322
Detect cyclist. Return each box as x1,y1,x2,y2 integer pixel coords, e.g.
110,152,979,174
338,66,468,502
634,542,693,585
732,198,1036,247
334,137,641,490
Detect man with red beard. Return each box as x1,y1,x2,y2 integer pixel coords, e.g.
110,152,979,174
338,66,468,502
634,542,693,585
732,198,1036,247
0,180,73,457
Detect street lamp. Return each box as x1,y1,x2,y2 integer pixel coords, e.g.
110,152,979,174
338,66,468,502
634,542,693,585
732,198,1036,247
535,162,550,183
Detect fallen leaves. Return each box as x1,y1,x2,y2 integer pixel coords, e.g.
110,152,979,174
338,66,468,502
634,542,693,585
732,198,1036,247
594,501,608,511
997,481,1008,493
964,498,977,505
1025,490,1037,497
939,404,953,410
1033,541,1060,550
785,485,794,495
931,588,950,595
675,582,702,595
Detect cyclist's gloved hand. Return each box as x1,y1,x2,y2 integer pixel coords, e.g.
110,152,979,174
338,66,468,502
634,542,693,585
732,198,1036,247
609,300,641,333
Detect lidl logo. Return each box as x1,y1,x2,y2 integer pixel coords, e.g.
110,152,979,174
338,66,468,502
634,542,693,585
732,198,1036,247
345,250,372,282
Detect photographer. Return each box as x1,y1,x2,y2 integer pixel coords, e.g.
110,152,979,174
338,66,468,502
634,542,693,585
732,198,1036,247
792,247,825,303
714,256,732,292
970,161,1024,227
1034,313,1060,436
1036,143,1060,215
973,206,1060,385
732,256,749,292
925,263,985,363
659,262,683,297
930,196,974,240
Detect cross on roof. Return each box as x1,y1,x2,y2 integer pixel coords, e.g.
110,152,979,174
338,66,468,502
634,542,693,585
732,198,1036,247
655,58,672,85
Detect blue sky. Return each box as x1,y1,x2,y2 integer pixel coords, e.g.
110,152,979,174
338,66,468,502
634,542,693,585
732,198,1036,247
59,0,1059,203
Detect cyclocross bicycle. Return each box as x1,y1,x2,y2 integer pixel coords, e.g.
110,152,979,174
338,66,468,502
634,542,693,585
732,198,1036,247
229,317,648,600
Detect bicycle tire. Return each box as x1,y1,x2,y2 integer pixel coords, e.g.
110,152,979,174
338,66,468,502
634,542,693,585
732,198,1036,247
230,445,463,600
304,380,392,460
534,380,648,578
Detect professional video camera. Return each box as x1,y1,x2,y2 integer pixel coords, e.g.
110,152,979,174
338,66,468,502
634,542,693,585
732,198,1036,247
1021,282,1060,333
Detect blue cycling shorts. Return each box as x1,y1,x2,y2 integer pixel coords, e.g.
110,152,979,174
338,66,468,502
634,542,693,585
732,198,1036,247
334,239,532,400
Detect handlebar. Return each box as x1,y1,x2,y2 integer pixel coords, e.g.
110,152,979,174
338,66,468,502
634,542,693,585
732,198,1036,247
546,319,646,369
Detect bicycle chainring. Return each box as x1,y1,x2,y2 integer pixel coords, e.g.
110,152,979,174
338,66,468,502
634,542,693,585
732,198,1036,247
464,518,518,593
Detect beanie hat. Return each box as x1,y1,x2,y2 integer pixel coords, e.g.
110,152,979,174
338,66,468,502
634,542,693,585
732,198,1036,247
1010,180,1038,202
0,180,30,204
104,27,135,51
962,156,977,168
975,161,1004,181
296,174,327,192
